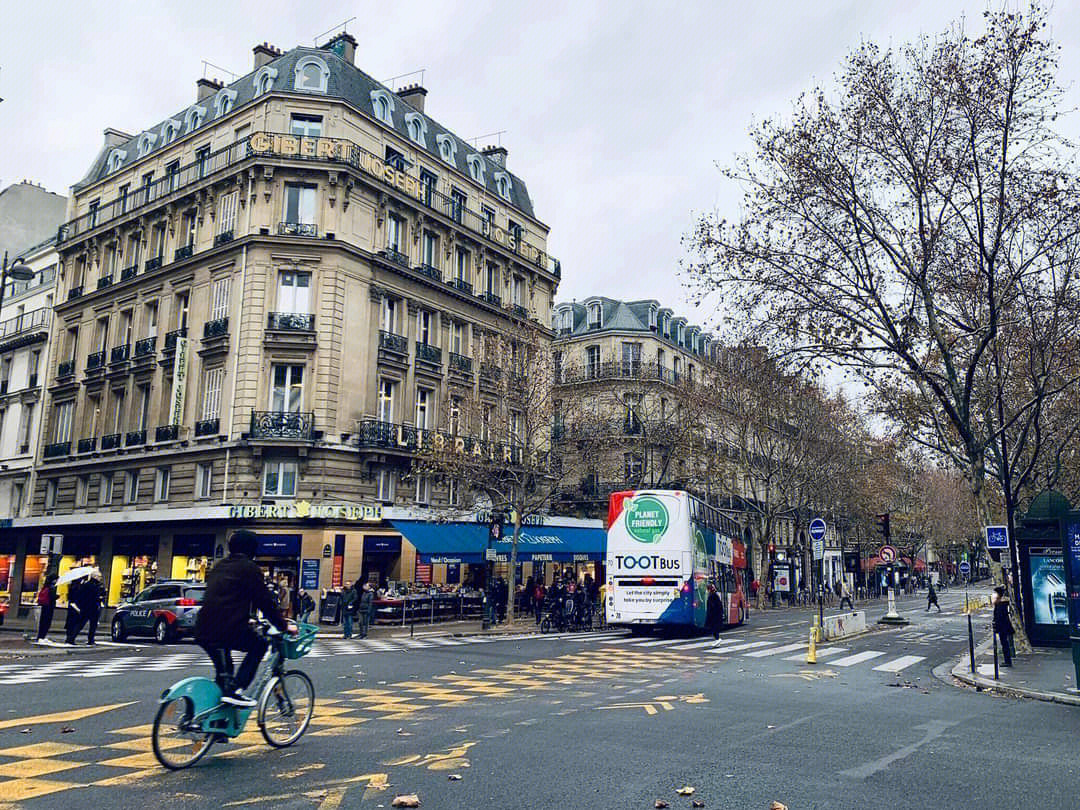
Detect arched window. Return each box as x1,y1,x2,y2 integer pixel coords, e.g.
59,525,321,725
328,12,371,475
466,154,486,184
185,106,205,133
494,172,512,201
106,149,126,174
558,309,573,332
587,302,602,329
405,112,427,147
370,89,395,125
294,56,329,93
214,88,237,118
160,119,180,144
253,65,278,96
436,134,457,165
137,132,157,157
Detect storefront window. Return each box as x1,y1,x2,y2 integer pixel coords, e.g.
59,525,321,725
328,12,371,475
109,537,160,605
20,554,47,606
172,534,217,582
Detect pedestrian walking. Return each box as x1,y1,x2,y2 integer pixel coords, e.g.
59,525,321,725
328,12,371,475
276,576,292,618
81,571,104,645
35,574,57,642
705,582,723,642
992,586,1014,667
358,582,375,638
926,581,941,612
533,581,546,625
63,577,85,645
341,581,358,639
839,579,854,611
298,590,315,623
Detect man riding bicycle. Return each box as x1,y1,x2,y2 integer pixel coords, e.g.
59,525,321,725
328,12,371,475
195,530,293,707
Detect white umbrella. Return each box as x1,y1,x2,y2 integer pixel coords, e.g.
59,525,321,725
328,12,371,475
56,566,97,586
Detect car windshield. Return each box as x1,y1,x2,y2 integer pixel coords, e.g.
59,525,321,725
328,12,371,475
183,587,206,603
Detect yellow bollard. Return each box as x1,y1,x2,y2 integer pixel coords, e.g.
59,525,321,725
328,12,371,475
806,626,818,664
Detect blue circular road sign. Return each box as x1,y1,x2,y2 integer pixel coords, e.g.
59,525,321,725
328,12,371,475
809,518,827,542
958,561,971,575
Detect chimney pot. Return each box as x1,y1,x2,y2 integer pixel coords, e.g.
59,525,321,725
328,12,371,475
481,145,508,168
253,42,279,70
196,77,223,102
322,31,357,65
396,84,428,113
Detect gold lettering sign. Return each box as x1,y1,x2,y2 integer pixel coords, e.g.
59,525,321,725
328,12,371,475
227,502,382,521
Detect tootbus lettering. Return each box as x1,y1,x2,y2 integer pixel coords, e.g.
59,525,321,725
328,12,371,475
614,555,680,570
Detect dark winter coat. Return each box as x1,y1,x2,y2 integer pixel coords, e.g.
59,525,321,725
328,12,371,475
195,553,287,645
76,578,104,615
705,591,723,633
993,597,1014,635
359,588,375,615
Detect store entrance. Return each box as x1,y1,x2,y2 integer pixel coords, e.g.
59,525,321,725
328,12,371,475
362,535,402,590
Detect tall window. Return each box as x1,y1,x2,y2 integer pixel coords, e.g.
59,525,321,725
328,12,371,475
112,389,126,433
126,234,141,268
76,476,89,508
416,310,433,346
415,388,432,430
449,322,463,355
196,463,213,500
450,189,466,224
422,231,438,269
144,301,158,338
45,480,57,510
202,367,224,420
118,310,133,347
448,396,461,436
210,277,230,321
587,302,602,329
270,364,304,412
387,214,404,252
264,460,297,497
137,384,151,430
289,114,322,137
380,297,397,333
447,478,459,506
125,470,139,504
150,222,167,259
414,475,430,505
99,473,114,506
509,410,522,445
586,346,601,379
511,276,524,306
218,190,238,236
18,403,33,449
195,145,210,178
621,342,642,375
283,184,316,225
278,271,311,313
455,248,470,283
485,264,498,295
377,379,395,423
155,467,170,502
53,401,73,443
480,404,492,442
419,170,437,206
175,291,190,330
376,468,395,502
180,208,197,248
166,160,180,192
12,482,24,514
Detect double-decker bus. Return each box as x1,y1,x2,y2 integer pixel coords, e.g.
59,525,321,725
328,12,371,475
605,490,747,631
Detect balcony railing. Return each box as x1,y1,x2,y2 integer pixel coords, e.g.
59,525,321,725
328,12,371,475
278,222,318,237
449,352,473,374
120,265,138,282
416,263,441,282
382,246,409,266
163,328,186,351
77,437,97,454
134,337,157,357
510,303,528,318
356,419,418,450
214,230,234,247
249,411,314,440
203,318,228,339
480,291,501,307
415,342,442,365
556,360,678,386
450,277,473,295
101,432,121,450
125,429,146,447
110,345,130,364
194,418,220,437
174,244,194,261
155,424,179,443
479,362,502,382
86,351,106,371
97,274,113,290
145,255,163,272
43,441,70,459
67,285,83,301
379,330,408,354
267,312,314,331
57,360,75,378
0,307,50,345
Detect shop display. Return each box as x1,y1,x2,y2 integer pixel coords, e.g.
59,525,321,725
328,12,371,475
172,555,210,582
20,554,47,606
110,555,158,604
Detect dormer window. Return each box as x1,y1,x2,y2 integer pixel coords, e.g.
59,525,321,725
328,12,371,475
253,65,278,96
160,119,181,144
214,88,237,117
106,149,126,174
587,302,602,330
466,154,486,184
137,132,157,157
436,134,457,165
405,113,427,147
184,106,205,133
294,56,329,94
370,89,395,125
494,171,512,202
556,308,573,333
648,306,658,331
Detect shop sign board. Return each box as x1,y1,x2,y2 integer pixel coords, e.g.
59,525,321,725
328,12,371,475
169,337,189,426
319,591,342,624
300,559,319,590
1064,522,1080,634
228,501,382,521
322,544,332,558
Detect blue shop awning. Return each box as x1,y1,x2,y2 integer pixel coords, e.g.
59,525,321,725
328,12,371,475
388,521,606,565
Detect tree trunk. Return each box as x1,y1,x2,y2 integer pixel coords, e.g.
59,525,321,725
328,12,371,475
507,513,521,624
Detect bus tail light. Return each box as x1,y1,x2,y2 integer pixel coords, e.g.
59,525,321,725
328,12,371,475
681,582,691,593
641,577,656,585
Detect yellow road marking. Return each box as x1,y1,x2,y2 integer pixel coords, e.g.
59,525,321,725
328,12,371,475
1,777,87,801
0,741,91,759
0,758,82,779
0,702,137,731
319,787,347,810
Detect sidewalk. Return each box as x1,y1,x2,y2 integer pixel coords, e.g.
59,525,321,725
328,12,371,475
951,635,1080,707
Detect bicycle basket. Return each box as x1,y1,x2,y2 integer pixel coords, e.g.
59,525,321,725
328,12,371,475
282,622,318,659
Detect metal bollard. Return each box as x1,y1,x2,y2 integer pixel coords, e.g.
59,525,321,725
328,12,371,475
806,626,817,664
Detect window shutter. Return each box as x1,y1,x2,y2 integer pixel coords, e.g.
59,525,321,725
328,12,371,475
218,191,238,235
202,367,224,420
211,277,230,320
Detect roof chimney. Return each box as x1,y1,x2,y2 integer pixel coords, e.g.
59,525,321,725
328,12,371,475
103,128,133,148
322,31,357,65
481,145,508,168
197,77,223,102
253,42,281,70
396,84,428,113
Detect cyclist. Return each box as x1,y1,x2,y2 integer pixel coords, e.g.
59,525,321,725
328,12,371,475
195,530,293,707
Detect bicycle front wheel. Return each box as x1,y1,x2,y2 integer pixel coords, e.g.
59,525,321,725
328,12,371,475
152,696,215,769
258,670,315,747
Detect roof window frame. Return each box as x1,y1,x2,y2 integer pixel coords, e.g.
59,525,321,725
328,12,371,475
253,65,279,96
294,55,330,94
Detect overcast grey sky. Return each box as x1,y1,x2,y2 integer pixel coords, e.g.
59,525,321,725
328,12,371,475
4,1,1079,330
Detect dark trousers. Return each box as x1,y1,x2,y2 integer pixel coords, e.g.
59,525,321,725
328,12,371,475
37,604,55,639
86,610,100,643
927,597,940,612
535,601,543,624
997,631,1014,666
200,629,269,693
65,609,86,644
358,610,370,638
839,597,854,610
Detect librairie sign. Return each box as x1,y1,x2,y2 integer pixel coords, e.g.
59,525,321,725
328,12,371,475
229,501,382,521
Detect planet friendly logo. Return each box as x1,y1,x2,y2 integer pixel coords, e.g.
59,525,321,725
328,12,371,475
625,496,670,544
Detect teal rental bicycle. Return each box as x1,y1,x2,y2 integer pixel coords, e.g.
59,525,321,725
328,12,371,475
152,620,318,769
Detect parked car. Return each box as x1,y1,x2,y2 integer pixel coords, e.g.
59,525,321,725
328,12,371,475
111,580,205,643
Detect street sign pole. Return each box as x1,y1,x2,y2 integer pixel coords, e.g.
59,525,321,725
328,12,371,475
809,519,827,633
878,543,909,626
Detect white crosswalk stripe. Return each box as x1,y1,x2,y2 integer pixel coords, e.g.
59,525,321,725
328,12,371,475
744,642,807,658
829,650,887,667
783,646,847,661
706,641,775,654
872,655,926,673
667,639,722,650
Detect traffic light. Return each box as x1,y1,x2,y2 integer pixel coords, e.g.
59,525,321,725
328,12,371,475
875,513,891,540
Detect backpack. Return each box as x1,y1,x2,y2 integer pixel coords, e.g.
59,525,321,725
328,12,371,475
37,586,51,606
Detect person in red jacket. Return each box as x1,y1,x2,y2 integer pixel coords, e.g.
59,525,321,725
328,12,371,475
195,530,292,706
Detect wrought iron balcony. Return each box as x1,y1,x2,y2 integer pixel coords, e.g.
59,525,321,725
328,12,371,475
194,418,220,437
43,441,70,459
0,307,50,348
415,342,442,365
267,312,314,331
510,304,528,318
134,337,157,357
145,255,163,272
480,291,501,307
120,265,138,282
203,318,228,339
125,429,146,446
249,410,314,440
110,345,130,364
449,277,473,295
101,432,121,450
214,230,234,247
416,263,441,282
97,274,113,290
155,424,179,443
479,362,502,382
449,352,473,374
86,351,105,371
356,419,417,450
57,360,75,377
67,285,83,301
379,330,408,354
278,222,318,237
382,246,409,267
174,244,194,261
163,327,187,351
77,437,97,454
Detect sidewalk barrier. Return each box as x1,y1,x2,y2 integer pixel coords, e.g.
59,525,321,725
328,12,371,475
373,593,483,626
821,611,867,641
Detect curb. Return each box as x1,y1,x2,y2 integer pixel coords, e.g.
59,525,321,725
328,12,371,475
948,639,1080,707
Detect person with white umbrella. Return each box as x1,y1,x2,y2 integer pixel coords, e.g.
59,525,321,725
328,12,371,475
62,567,104,645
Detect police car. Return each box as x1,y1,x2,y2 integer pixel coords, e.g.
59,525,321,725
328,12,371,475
110,580,205,643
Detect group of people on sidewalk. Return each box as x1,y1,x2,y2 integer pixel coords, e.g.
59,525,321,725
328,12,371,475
34,569,105,645
339,580,376,639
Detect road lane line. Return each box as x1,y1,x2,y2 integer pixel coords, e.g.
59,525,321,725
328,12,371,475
783,646,847,661
744,642,807,658
706,641,775,654
829,650,887,667
667,639,723,650
872,655,926,673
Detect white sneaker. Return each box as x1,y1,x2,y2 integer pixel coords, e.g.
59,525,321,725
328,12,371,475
221,690,257,708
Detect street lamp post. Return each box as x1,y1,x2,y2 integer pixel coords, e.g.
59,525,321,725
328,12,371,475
0,253,35,315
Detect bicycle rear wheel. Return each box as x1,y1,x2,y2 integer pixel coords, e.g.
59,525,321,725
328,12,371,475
258,670,315,747
152,696,215,769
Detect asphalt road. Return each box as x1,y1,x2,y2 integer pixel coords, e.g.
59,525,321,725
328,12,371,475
0,590,1075,810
